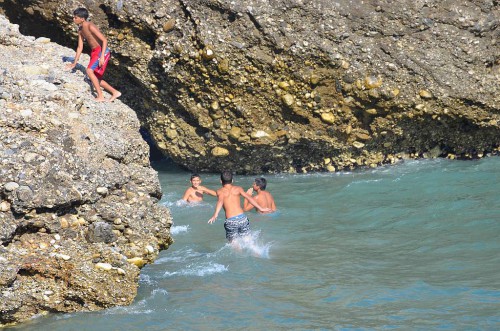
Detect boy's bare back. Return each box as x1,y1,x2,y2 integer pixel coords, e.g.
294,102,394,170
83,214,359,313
208,171,271,225
255,190,276,213
217,185,245,219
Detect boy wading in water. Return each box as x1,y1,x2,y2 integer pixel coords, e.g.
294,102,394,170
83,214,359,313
182,174,216,202
244,177,277,213
67,8,121,102
208,171,271,243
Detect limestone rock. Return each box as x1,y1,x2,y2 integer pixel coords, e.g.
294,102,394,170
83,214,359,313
320,113,335,125
162,18,176,32
86,222,117,244
211,146,230,157
2,0,498,175
0,15,173,326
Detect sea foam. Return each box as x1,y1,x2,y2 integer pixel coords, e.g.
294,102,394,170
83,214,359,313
170,225,189,235
163,262,228,277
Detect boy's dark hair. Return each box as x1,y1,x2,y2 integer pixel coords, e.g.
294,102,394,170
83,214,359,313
73,8,89,20
221,171,233,185
190,173,200,181
254,177,267,190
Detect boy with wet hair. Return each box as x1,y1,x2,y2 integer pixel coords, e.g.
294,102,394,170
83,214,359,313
182,173,216,202
244,177,277,213
208,171,271,242
67,7,121,102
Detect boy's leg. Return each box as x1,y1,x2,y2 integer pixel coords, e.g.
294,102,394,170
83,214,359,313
99,80,121,102
86,68,106,101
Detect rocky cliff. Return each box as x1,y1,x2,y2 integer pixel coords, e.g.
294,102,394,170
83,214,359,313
1,0,499,174
0,15,173,325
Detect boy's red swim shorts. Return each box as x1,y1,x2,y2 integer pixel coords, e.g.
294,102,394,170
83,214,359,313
88,46,111,79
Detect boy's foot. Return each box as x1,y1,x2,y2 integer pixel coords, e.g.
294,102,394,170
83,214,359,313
94,97,107,102
109,91,122,102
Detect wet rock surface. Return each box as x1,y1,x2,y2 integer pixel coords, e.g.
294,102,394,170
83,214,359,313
0,16,173,325
1,0,499,174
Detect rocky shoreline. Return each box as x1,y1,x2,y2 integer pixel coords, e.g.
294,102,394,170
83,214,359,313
0,0,499,325
0,15,172,325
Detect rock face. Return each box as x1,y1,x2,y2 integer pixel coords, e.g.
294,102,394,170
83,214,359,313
0,16,173,325
1,0,499,174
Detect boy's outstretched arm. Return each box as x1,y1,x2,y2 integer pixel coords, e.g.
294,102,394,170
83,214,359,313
200,186,217,197
181,188,192,201
270,197,277,211
208,193,223,223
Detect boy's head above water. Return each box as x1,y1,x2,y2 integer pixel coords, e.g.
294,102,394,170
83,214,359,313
190,174,201,187
221,170,233,185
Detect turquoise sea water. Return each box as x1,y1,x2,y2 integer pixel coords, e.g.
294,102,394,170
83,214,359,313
8,157,500,330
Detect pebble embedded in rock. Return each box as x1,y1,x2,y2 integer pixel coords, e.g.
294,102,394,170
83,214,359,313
211,146,230,157
95,263,113,271
4,182,19,192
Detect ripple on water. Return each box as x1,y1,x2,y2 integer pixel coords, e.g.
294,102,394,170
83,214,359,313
163,262,228,277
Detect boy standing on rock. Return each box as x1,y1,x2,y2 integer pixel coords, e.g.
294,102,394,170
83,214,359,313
208,171,270,242
67,7,121,102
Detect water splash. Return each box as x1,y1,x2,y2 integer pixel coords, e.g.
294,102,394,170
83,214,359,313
170,225,189,235
162,199,212,209
154,248,203,264
103,298,153,315
139,273,156,285
151,288,168,297
174,199,188,207
228,230,273,259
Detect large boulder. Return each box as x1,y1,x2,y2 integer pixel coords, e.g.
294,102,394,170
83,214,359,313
1,0,499,173
0,16,172,326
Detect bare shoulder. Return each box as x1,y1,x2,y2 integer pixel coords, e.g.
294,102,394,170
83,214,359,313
232,185,244,193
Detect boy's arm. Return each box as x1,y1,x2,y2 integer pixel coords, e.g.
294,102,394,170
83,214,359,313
68,32,83,69
240,188,270,213
243,188,255,211
181,188,192,201
270,194,277,211
200,186,217,197
208,192,223,223
89,23,107,66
